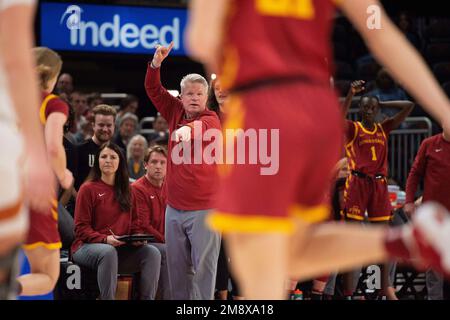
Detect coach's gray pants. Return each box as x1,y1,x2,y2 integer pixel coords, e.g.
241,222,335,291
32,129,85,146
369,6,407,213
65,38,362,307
73,243,161,300
165,205,221,300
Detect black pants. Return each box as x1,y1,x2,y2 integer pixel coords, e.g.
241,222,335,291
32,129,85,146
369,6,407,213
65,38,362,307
215,240,240,297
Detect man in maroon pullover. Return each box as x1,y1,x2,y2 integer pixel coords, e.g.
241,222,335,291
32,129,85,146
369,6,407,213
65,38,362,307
144,42,221,300
405,132,450,299
131,145,171,299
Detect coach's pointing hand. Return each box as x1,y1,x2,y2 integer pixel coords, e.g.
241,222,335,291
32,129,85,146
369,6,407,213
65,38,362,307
175,125,192,142
151,42,174,68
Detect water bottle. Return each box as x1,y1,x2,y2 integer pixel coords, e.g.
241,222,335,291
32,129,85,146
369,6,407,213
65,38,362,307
293,289,303,300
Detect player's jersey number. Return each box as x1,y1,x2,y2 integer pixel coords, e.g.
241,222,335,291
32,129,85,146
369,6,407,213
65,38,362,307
256,0,315,19
370,146,377,161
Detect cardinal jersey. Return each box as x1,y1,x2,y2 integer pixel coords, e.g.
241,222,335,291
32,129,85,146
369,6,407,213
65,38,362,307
220,0,338,91
342,120,394,222
345,120,393,176
209,0,343,234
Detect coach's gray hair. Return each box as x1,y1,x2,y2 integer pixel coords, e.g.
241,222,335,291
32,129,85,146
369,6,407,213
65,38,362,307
180,73,208,94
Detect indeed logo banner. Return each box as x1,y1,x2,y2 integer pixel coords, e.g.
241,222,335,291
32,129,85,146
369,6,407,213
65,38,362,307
40,2,187,55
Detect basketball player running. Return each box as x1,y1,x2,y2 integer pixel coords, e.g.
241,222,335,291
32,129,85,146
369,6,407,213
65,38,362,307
185,0,450,299
0,0,54,299
17,47,73,297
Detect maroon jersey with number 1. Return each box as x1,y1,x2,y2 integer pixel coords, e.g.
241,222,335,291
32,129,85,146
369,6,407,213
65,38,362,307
345,120,393,176
342,120,394,222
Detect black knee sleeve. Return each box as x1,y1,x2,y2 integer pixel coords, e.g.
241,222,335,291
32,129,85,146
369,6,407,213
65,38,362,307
0,246,21,300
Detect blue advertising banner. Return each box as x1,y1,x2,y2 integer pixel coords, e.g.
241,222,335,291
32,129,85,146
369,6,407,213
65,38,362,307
40,2,188,55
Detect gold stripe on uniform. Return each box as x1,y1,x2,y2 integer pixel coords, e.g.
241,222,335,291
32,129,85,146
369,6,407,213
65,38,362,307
345,122,358,171
220,46,239,91
218,95,246,178
343,213,364,221
207,211,295,234
378,123,387,140
288,204,330,223
23,241,62,251
39,94,58,125
357,121,377,135
367,215,392,222
51,208,59,221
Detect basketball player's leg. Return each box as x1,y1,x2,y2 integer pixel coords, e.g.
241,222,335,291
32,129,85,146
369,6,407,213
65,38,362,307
223,211,390,298
213,150,295,300
18,206,61,296
367,179,395,297
0,205,27,293
0,203,26,259
18,247,60,296
288,220,387,281
221,203,392,298
287,202,450,282
0,211,25,299
0,126,28,298
339,175,371,296
225,232,290,300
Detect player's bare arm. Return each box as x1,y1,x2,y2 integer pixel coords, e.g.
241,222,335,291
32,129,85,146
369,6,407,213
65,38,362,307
340,0,450,136
0,3,55,213
381,100,414,130
342,80,365,118
45,112,73,190
186,0,228,72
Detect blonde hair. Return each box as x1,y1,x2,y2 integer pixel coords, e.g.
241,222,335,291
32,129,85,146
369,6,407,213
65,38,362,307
33,47,62,90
